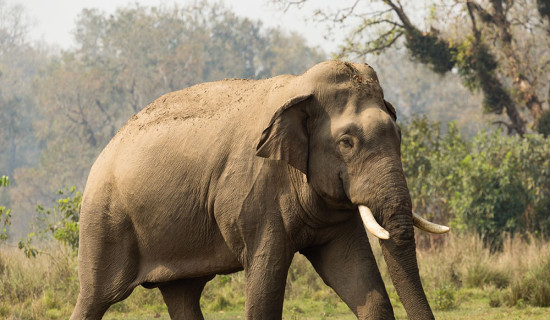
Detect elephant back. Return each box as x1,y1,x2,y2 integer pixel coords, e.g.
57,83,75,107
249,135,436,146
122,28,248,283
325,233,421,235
118,76,292,138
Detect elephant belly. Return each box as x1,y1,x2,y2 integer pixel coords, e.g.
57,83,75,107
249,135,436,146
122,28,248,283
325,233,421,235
138,226,242,283
135,212,242,284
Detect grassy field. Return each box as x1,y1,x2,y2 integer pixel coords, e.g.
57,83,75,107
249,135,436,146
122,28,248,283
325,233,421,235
1,233,550,319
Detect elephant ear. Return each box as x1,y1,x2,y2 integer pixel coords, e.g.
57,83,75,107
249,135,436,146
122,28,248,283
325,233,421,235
384,100,397,121
256,94,312,175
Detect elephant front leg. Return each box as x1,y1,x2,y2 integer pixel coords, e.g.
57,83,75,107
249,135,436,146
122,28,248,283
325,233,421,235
242,238,293,319
301,218,395,320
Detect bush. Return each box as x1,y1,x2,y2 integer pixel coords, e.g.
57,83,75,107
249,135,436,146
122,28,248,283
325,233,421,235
401,118,550,248
401,118,467,244
488,289,503,308
433,285,456,310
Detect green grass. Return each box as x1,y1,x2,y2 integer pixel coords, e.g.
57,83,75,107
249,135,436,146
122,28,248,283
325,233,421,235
2,233,550,319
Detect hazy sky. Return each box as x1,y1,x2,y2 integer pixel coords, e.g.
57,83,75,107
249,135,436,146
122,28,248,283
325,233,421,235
18,0,340,53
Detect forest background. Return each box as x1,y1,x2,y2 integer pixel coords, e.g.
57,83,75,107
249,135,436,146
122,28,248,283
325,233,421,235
1,0,550,319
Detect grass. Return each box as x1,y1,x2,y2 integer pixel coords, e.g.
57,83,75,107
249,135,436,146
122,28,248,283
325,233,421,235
1,233,550,319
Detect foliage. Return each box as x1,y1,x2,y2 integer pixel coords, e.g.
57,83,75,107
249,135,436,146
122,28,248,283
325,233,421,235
453,36,512,115
401,117,550,247
400,118,467,230
0,175,10,242
404,28,455,75
455,131,550,242
433,285,456,310
19,187,81,257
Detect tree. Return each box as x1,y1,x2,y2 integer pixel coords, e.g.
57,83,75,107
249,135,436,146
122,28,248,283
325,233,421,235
0,0,48,238
0,0,43,176
276,0,550,135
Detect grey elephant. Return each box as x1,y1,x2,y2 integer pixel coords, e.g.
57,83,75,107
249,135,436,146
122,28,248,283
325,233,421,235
70,60,449,320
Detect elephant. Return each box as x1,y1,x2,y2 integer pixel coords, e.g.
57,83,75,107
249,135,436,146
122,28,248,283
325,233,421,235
70,60,449,320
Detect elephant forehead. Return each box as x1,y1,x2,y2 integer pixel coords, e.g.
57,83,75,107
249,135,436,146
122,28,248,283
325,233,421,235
332,107,394,134
314,81,384,116
303,62,384,112
303,60,380,87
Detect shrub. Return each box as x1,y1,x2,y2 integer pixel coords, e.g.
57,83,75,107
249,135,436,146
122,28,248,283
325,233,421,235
508,253,550,307
433,285,456,310
488,290,503,308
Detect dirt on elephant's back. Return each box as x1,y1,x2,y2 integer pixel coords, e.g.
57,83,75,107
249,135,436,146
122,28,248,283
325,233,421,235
124,78,272,133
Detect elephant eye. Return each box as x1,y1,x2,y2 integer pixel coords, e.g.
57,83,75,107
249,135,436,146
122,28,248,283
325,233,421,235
338,136,354,152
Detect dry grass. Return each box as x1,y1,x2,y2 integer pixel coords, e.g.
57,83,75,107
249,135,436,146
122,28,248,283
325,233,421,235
1,233,550,319
415,233,550,308
0,245,78,319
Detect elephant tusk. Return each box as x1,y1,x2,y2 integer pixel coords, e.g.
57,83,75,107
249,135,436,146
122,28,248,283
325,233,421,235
358,205,390,240
412,212,450,234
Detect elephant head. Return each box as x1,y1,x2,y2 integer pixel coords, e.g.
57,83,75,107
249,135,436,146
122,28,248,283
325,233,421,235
257,61,449,319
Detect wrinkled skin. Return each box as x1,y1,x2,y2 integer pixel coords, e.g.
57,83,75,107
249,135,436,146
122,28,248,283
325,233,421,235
71,61,435,320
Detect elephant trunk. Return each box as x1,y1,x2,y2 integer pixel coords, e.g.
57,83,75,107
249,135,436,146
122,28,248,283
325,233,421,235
379,207,434,320
350,160,434,319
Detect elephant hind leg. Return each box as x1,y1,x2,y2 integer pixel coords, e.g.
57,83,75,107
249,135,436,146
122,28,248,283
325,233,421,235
70,280,136,320
159,276,214,320
70,216,140,319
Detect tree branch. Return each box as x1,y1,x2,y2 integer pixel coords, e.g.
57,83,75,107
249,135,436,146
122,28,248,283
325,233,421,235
382,0,413,29
467,1,495,24
466,1,481,39
492,120,516,135
342,30,404,57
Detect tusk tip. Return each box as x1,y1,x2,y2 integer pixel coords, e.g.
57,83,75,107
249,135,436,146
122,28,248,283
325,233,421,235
369,227,390,240
367,226,391,240
358,205,390,240
415,226,450,234
412,211,451,234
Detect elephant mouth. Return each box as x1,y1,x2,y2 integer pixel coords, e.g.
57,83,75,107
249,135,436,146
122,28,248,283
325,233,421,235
358,205,450,240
